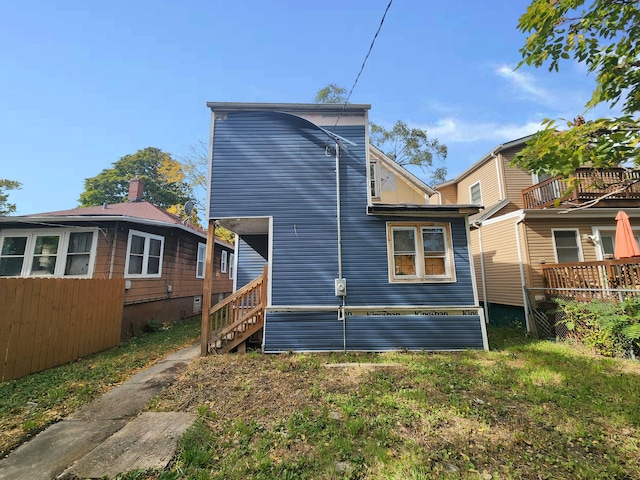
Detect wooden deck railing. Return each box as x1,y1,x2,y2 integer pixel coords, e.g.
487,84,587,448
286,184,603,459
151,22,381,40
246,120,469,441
207,265,267,353
522,168,640,209
541,259,640,291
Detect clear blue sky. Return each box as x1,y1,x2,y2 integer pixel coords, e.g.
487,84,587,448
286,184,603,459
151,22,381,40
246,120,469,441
1,0,610,215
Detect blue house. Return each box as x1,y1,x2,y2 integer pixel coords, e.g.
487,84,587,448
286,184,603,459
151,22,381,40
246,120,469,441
201,102,488,354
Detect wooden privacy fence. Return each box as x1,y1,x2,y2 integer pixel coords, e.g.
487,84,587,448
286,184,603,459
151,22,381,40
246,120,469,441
0,278,125,382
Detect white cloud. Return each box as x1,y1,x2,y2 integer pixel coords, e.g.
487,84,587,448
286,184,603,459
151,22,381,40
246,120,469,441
495,64,554,104
419,117,543,144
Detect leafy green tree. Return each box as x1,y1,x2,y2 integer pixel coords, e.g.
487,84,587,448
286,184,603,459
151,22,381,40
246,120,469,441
79,147,192,211
0,179,21,215
314,84,447,184
179,141,235,242
314,83,348,104
515,0,640,179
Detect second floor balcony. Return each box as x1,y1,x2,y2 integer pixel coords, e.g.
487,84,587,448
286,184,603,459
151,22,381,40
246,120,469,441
522,168,640,209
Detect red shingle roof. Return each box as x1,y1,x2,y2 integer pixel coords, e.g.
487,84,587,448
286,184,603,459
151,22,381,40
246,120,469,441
21,201,225,242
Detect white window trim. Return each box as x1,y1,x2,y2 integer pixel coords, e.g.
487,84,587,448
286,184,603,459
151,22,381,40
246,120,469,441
369,157,381,200
551,228,584,263
124,229,164,279
386,222,456,283
229,253,235,280
221,250,228,273
591,226,640,260
0,228,98,278
196,242,206,279
469,181,482,206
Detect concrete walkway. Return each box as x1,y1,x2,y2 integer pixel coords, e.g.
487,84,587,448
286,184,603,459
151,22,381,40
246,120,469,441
0,344,199,480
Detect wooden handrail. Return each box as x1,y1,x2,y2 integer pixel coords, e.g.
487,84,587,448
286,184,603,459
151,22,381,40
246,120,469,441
207,265,268,353
541,259,640,292
207,268,266,315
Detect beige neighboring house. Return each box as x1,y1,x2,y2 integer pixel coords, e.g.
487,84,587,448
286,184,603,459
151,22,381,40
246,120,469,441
368,145,436,203
430,135,640,331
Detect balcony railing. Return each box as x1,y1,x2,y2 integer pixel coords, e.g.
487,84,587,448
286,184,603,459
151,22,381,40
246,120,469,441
541,259,640,295
522,168,640,209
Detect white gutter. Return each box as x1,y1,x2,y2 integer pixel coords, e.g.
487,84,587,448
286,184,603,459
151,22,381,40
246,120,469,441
3,215,210,240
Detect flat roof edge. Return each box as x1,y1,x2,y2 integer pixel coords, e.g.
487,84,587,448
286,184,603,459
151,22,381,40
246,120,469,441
206,102,371,113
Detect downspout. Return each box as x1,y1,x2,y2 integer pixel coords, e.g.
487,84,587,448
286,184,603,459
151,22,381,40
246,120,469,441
514,211,532,332
334,141,347,352
474,221,489,323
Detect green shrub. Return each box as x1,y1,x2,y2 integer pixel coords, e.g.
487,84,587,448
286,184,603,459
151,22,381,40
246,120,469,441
555,297,640,358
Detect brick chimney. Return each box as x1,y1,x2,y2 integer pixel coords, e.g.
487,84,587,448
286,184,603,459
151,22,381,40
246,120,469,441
128,176,144,202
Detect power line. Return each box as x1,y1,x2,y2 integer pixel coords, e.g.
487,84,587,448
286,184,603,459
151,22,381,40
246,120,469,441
334,0,393,128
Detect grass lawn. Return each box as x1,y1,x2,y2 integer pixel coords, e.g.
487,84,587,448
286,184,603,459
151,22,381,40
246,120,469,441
145,327,640,480
2,323,639,479
0,317,201,457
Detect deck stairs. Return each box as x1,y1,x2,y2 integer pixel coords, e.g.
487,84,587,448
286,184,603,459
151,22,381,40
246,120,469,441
207,266,267,353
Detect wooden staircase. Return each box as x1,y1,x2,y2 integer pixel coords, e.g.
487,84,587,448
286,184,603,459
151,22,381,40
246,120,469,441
206,265,267,353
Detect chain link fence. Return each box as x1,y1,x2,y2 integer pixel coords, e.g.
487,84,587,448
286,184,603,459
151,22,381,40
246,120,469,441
524,287,640,341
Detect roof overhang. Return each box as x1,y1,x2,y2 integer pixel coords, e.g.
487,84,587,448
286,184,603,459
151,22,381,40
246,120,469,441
0,215,218,242
367,204,480,217
206,102,371,114
521,207,640,220
434,133,536,189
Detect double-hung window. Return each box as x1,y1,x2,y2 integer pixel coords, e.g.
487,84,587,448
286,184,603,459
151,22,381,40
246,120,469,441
221,250,228,273
387,222,455,282
469,181,482,206
0,229,97,278
125,230,164,278
196,242,206,279
552,229,582,263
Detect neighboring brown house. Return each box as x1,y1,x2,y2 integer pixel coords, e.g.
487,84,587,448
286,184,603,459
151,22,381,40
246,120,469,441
430,135,640,330
0,179,233,337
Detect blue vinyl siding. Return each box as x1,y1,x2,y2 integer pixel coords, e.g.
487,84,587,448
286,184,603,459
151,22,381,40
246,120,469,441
264,312,483,352
264,312,344,352
236,235,268,289
210,111,356,307
210,109,483,351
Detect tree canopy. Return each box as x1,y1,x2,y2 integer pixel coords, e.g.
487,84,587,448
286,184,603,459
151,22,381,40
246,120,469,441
314,84,447,184
0,179,21,216
514,0,640,178
79,147,192,212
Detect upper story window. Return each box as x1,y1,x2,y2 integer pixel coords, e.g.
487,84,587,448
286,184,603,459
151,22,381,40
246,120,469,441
221,250,228,273
0,229,97,278
469,181,482,206
387,222,455,283
369,158,381,200
552,229,582,263
196,242,206,279
229,253,235,280
125,229,164,278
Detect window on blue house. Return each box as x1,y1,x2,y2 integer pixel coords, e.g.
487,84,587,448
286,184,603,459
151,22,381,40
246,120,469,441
387,222,455,282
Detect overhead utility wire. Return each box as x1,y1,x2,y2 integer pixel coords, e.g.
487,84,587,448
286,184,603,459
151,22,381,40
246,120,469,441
334,0,393,128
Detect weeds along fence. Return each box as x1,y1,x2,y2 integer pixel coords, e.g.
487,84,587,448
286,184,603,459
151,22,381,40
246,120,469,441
524,287,640,341
0,278,125,382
